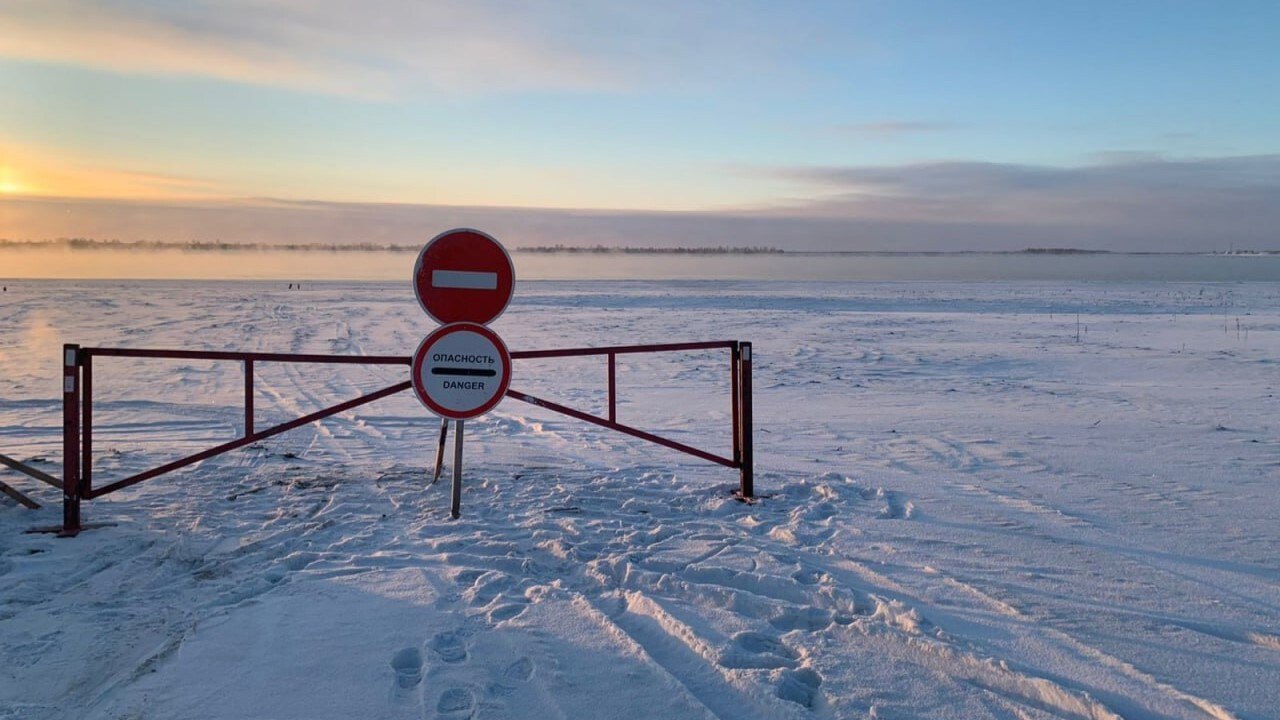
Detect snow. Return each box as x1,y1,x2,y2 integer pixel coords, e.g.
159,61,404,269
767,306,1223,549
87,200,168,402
1,279,1277,719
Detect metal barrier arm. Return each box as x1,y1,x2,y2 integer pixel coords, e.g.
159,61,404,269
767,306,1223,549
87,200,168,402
83,348,409,365
506,339,753,496
0,452,63,489
47,338,752,536
88,380,411,498
505,388,737,468
510,340,735,360
78,347,412,498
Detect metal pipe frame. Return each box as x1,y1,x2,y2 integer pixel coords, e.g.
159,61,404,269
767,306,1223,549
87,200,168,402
738,343,754,499
53,338,753,534
82,352,93,496
62,344,82,535
607,353,617,423
83,348,409,365
244,360,254,437
86,380,411,498
505,388,738,469
510,340,735,360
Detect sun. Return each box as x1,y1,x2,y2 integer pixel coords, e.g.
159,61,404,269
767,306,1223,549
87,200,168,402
0,166,24,194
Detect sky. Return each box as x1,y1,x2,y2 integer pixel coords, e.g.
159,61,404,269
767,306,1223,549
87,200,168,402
1,0,1279,251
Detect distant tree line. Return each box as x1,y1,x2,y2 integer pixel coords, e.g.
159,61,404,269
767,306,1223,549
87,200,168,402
8,239,1265,255
0,238,419,251
0,238,786,254
1019,247,1112,255
516,244,783,254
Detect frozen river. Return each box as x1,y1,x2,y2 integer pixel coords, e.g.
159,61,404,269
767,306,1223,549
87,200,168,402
1,279,1277,719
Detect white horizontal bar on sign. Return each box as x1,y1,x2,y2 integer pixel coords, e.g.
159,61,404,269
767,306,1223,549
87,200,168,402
432,270,498,290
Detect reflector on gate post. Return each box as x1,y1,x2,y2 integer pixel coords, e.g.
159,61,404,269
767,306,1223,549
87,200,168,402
413,228,515,326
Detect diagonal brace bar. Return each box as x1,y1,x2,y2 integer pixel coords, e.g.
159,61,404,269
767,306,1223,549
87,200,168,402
0,479,40,509
0,452,63,489
505,388,737,468
89,381,412,498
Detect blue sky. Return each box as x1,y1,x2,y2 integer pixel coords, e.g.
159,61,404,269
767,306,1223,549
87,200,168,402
1,0,1278,249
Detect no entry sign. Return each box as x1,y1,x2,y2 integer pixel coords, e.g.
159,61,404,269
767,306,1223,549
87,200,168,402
413,228,515,326
411,322,512,420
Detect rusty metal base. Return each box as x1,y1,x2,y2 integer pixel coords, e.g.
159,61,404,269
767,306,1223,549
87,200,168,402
25,522,116,537
731,489,770,504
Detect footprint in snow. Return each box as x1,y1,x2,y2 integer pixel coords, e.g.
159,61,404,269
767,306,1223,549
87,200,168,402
791,568,824,586
769,605,835,632
466,572,516,607
776,667,824,708
430,631,468,664
734,631,797,658
454,568,486,585
487,603,527,623
489,656,535,698
505,657,534,682
436,687,475,719
389,646,423,704
391,646,425,688
718,631,798,669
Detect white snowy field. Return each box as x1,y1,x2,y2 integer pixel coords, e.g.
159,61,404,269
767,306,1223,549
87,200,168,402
1,279,1277,720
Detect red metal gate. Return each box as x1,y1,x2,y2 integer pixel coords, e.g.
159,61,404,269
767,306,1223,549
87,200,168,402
45,340,752,536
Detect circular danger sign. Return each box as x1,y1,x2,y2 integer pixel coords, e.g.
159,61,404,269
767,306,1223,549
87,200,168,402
413,228,515,326
411,322,512,420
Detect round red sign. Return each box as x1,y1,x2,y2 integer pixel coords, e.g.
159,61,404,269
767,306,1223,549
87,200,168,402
410,322,512,420
413,228,515,326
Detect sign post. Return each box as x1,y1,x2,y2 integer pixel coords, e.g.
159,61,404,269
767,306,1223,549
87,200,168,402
451,421,464,519
431,418,449,484
411,229,515,517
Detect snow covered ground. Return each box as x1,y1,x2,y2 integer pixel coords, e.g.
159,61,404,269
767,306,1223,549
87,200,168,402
1,279,1277,719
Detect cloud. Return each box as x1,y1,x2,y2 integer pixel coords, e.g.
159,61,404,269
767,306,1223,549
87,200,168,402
758,155,1280,243
827,121,956,139
0,0,804,98
4,155,1277,252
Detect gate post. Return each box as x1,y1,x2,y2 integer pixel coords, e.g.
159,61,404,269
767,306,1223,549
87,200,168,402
731,343,741,466
61,344,82,536
243,359,254,437
82,350,93,497
738,342,753,499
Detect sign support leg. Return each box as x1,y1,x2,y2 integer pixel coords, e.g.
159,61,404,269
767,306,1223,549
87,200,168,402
432,418,449,484
450,420,464,518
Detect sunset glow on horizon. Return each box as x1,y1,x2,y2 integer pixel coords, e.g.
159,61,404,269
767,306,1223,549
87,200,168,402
2,1,1279,255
